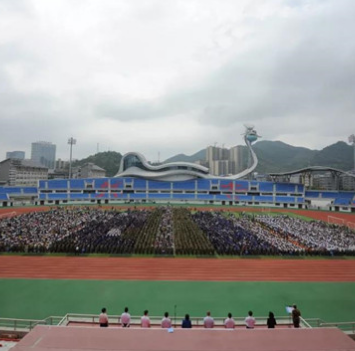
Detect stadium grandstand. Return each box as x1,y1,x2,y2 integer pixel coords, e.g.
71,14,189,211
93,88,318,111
1,125,354,212
1,176,354,212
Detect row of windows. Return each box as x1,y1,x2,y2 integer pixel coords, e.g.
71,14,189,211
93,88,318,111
38,190,305,197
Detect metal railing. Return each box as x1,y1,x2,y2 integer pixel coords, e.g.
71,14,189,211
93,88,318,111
43,316,66,326
319,321,355,334
2,314,353,334
0,317,46,331
303,318,325,328
63,313,295,328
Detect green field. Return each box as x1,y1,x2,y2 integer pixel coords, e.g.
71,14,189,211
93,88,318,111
1,279,354,324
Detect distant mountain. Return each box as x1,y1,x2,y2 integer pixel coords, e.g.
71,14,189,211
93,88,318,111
73,151,122,177
253,140,318,173
309,141,353,169
163,149,206,164
72,141,353,177
163,141,353,174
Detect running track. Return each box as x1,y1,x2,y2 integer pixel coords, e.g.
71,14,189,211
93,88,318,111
1,256,355,282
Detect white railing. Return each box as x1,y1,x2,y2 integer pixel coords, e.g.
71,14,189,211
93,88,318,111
320,321,355,334
0,317,45,331
3,314,353,333
0,316,64,332
63,313,295,328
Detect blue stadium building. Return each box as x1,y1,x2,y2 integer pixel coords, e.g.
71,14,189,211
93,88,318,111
1,126,355,212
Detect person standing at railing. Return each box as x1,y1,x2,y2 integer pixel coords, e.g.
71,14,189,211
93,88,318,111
161,312,172,328
292,305,301,328
203,311,215,328
120,307,131,327
224,312,235,329
141,310,151,328
99,308,109,327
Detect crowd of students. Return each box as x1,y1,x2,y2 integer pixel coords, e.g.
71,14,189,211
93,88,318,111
0,206,354,256
98,306,302,329
254,215,355,255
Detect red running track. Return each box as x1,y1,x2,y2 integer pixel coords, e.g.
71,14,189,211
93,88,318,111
0,256,355,282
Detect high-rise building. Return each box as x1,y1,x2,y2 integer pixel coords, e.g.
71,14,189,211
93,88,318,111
229,145,245,174
206,145,247,176
340,170,355,191
6,151,25,160
206,146,230,175
31,141,56,169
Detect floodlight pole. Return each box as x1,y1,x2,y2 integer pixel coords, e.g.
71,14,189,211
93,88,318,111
68,137,77,179
349,134,355,171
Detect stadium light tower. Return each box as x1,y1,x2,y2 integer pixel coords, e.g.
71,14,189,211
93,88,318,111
68,137,77,179
349,134,355,171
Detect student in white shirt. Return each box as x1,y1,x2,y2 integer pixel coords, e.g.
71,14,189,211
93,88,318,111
120,307,131,327
224,312,235,329
141,310,151,328
203,311,214,328
99,307,109,327
245,310,256,329
161,312,172,328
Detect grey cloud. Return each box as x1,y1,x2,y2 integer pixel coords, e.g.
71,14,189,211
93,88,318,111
1,0,355,161
95,0,355,139
100,0,355,147
0,0,34,14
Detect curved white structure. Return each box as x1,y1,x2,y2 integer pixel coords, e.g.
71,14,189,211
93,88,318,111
115,127,261,181
115,152,210,181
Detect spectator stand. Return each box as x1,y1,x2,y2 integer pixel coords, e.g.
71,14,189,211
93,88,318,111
8,324,355,351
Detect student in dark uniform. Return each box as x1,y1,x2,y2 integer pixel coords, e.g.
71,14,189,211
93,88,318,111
267,311,277,328
182,314,192,328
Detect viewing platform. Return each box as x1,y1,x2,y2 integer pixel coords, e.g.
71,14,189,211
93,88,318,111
6,324,355,351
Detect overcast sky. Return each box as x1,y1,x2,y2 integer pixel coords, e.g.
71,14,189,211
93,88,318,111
1,0,354,163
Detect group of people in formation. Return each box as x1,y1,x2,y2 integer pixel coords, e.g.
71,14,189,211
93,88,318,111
98,306,301,329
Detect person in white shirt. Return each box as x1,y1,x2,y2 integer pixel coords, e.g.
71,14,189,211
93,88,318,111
245,310,256,329
99,307,109,327
120,307,131,327
224,312,235,329
203,311,214,328
141,310,151,328
161,312,172,328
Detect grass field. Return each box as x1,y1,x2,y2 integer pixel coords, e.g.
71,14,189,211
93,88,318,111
1,279,355,324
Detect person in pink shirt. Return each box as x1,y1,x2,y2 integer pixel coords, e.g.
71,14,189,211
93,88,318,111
120,307,131,327
245,311,256,329
161,312,172,328
99,307,109,327
224,312,235,329
141,310,151,328
203,311,214,328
